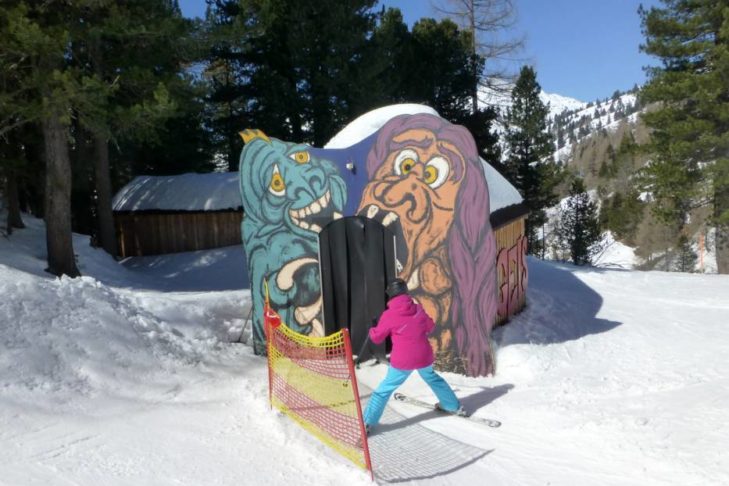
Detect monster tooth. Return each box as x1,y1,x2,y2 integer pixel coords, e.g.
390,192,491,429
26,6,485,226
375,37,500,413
299,221,310,230
319,192,328,208
367,205,379,218
310,201,321,214
407,267,420,290
333,212,342,220
324,191,331,205
382,212,398,227
304,206,312,216
310,224,322,233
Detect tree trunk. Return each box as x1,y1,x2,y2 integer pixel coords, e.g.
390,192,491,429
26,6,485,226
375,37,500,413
470,9,479,116
715,165,729,274
43,112,80,277
6,169,25,233
93,134,118,256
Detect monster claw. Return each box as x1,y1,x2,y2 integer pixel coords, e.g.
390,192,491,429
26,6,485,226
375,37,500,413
294,296,323,327
239,129,271,144
276,257,319,291
311,318,325,337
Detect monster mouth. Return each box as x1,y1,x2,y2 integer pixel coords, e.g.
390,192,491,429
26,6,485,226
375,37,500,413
358,204,409,275
288,190,342,233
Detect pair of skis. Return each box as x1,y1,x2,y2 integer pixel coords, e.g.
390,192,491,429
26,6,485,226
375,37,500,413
392,393,502,428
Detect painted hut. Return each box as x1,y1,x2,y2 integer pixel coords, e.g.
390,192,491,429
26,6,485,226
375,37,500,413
238,104,528,377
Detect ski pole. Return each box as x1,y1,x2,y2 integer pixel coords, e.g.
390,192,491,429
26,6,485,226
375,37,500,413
354,333,371,369
354,319,377,368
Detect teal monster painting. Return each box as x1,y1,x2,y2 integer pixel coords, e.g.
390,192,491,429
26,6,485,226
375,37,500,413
238,129,347,353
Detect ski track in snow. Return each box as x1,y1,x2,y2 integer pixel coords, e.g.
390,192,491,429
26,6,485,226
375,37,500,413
2,216,728,485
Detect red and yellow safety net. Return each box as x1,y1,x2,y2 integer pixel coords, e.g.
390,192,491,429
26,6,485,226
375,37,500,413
263,285,372,478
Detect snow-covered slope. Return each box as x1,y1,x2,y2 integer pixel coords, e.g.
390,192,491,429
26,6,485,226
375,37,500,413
549,91,641,163
478,84,586,124
540,90,587,114
2,215,728,485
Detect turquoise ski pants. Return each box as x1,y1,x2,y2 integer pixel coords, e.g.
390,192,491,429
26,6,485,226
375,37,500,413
363,365,460,426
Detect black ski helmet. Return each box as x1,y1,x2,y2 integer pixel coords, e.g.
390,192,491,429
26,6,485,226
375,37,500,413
386,278,408,299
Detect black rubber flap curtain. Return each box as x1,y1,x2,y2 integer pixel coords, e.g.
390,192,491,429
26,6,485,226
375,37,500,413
319,216,397,361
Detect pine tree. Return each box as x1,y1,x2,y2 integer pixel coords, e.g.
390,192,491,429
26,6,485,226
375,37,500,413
0,2,109,277
599,189,644,245
504,65,561,255
204,0,379,149
639,0,729,274
75,0,189,256
558,178,602,266
675,234,697,272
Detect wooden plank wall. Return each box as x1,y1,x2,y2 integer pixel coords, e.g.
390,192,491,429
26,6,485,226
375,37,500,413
115,211,243,257
493,216,527,325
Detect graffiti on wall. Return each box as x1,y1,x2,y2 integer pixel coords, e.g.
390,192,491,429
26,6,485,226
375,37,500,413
239,114,501,376
496,235,528,321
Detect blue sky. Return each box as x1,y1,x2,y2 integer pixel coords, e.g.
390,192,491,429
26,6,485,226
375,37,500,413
178,0,661,102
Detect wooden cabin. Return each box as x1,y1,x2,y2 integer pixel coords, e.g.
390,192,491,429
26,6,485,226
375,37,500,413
112,172,243,257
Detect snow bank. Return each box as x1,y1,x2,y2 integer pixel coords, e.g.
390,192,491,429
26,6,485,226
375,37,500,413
0,217,250,404
0,215,372,486
593,231,638,269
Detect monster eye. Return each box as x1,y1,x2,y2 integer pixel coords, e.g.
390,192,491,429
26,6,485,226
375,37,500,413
424,157,450,188
289,151,310,164
394,149,418,176
269,164,286,197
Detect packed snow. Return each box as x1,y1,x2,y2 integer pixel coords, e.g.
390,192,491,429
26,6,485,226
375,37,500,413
2,214,728,485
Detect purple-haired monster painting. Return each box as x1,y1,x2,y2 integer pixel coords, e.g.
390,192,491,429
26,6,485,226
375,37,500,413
357,113,497,376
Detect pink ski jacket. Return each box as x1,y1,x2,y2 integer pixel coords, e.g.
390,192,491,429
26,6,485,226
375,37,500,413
368,294,435,370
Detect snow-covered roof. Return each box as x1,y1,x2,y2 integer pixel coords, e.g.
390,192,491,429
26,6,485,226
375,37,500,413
114,104,523,214
326,103,523,213
481,159,523,212
112,172,242,212
325,104,439,149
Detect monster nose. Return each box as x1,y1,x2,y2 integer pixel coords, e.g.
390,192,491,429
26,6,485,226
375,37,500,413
407,168,424,191
409,164,425,178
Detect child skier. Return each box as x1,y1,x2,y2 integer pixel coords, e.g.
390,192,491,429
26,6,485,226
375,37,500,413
363,278,463,432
